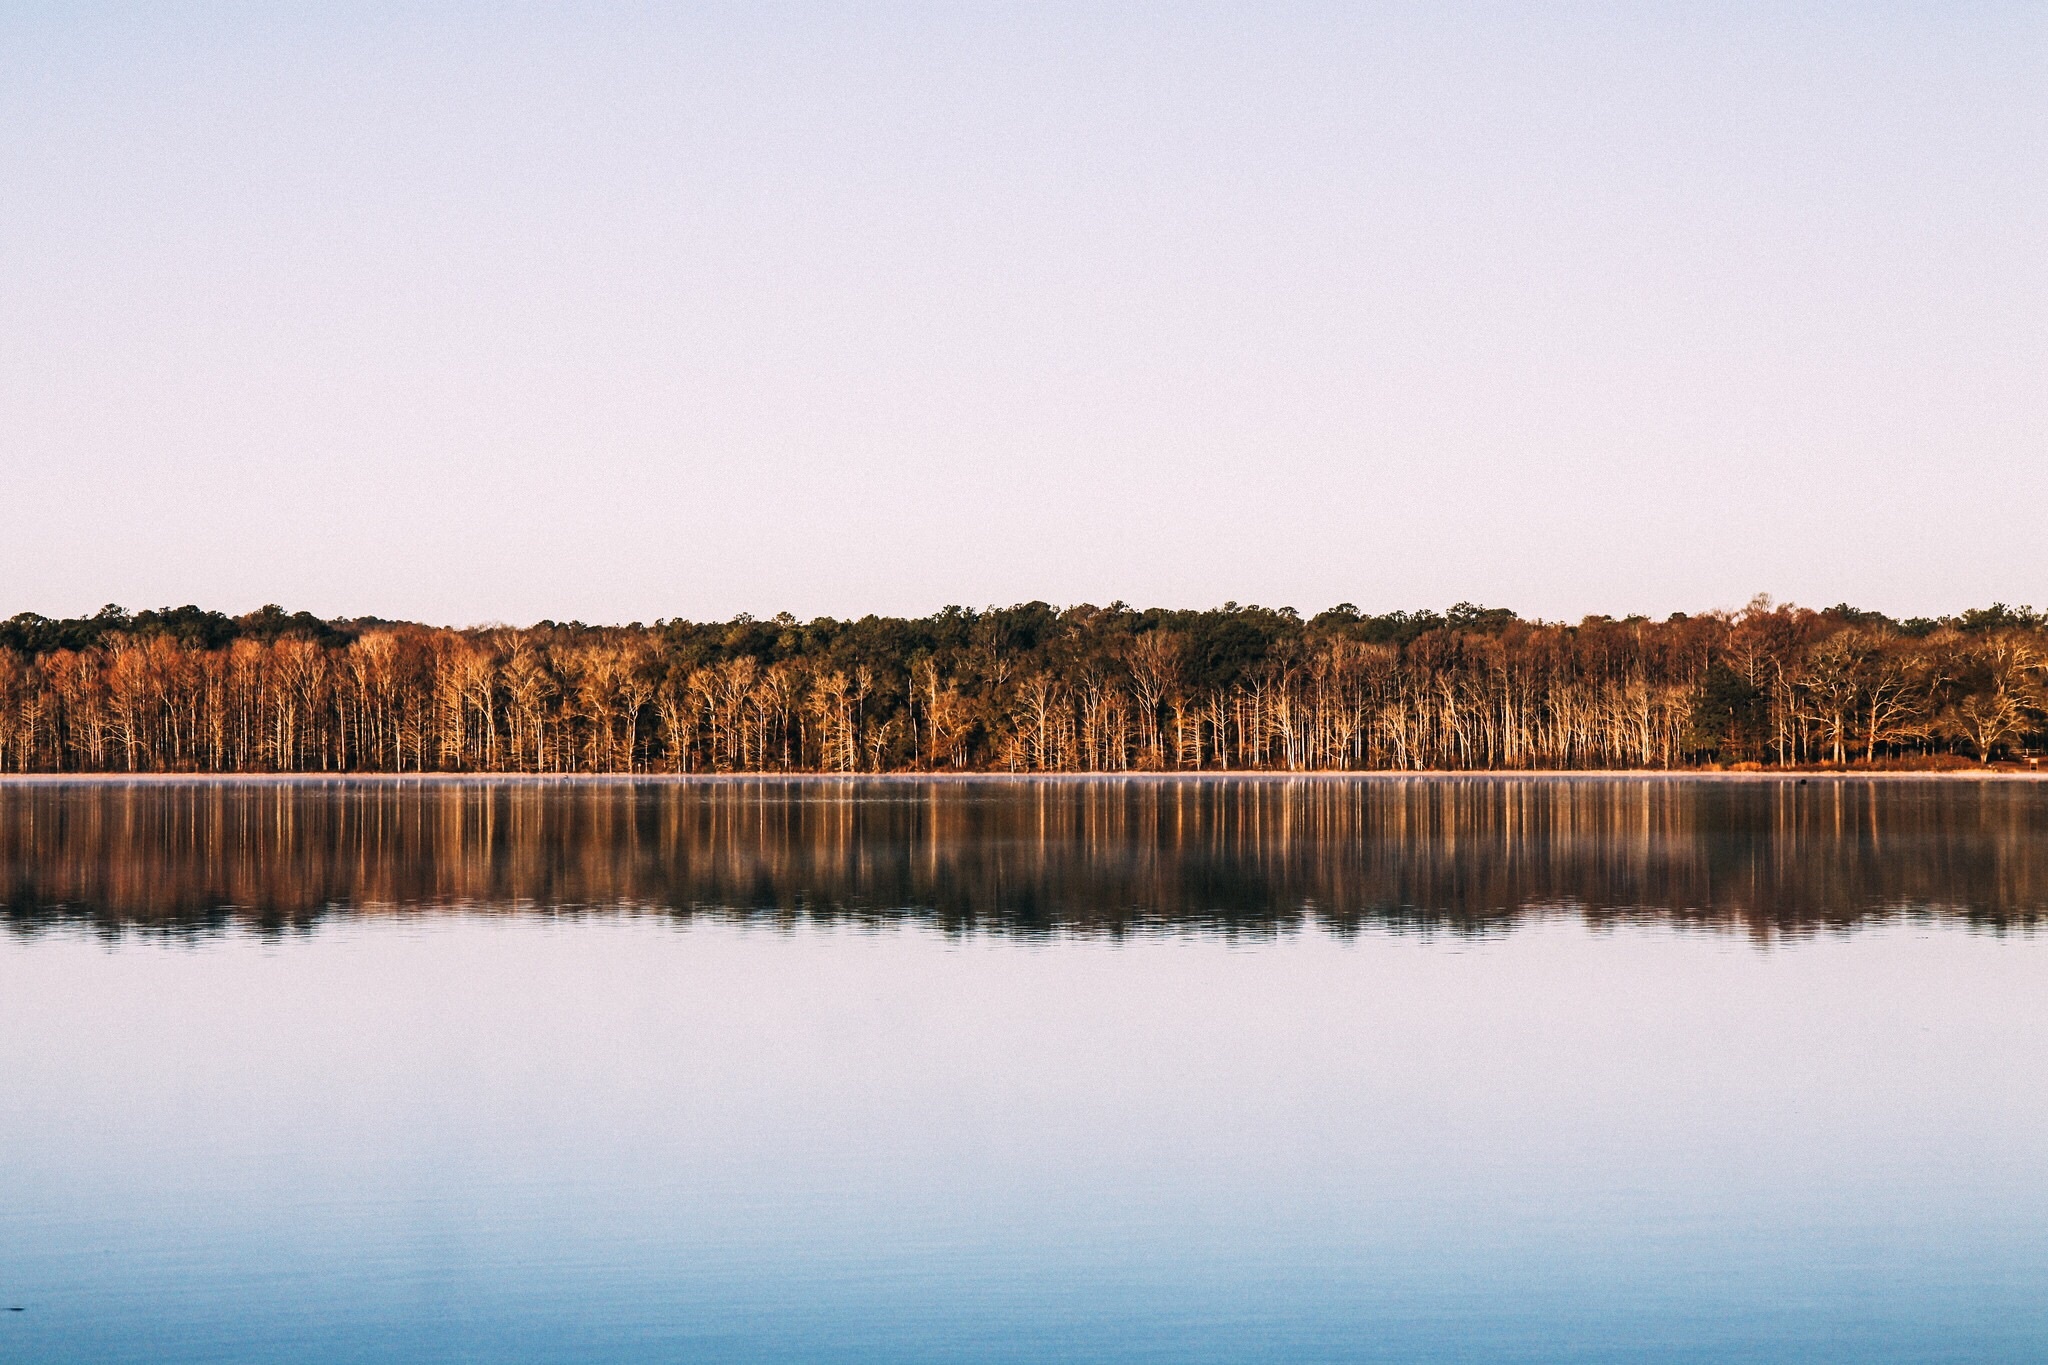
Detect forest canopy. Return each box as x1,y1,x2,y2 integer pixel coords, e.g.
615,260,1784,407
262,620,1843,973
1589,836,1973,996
1,598,2043,774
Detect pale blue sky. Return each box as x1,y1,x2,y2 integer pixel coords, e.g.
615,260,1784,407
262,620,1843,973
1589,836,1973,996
3,3,2042,624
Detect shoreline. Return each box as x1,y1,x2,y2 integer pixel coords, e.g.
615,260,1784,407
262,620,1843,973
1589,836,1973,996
0,769,2043,785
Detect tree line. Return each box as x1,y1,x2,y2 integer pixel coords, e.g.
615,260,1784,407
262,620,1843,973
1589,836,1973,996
0,597,2042,774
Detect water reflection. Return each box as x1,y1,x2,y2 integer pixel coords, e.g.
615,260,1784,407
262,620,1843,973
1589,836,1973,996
2,776,2045,939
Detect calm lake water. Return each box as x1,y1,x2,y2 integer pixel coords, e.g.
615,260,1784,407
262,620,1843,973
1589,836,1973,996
3,776,2046,1363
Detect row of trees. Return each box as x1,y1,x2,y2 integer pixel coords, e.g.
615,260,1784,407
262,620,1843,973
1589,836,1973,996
0,598,2042,774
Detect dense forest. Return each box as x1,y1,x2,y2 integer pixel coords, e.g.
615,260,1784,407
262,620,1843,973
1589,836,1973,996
0,598,2042,774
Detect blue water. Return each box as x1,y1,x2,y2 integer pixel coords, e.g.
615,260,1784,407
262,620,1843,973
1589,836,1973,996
3,778,2046,1361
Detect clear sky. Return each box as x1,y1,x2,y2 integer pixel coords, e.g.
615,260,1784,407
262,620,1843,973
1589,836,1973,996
3,4,2042,626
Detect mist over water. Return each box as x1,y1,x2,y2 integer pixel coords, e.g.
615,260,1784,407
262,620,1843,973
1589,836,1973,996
4,777,2046,1363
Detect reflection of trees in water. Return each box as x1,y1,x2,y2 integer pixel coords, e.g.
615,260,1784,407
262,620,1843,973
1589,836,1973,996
3,777,2046,941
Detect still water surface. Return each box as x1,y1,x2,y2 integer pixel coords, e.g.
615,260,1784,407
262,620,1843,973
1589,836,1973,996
3,776,2045,1362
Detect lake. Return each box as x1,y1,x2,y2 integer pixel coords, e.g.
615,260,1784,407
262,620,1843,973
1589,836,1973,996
3,775,2046,1362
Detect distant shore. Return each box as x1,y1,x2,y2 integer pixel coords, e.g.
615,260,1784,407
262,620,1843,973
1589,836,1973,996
1,769,2043,784
6,600,2043,777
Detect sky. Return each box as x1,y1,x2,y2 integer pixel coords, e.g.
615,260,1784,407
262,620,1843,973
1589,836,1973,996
2,3,2042,627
